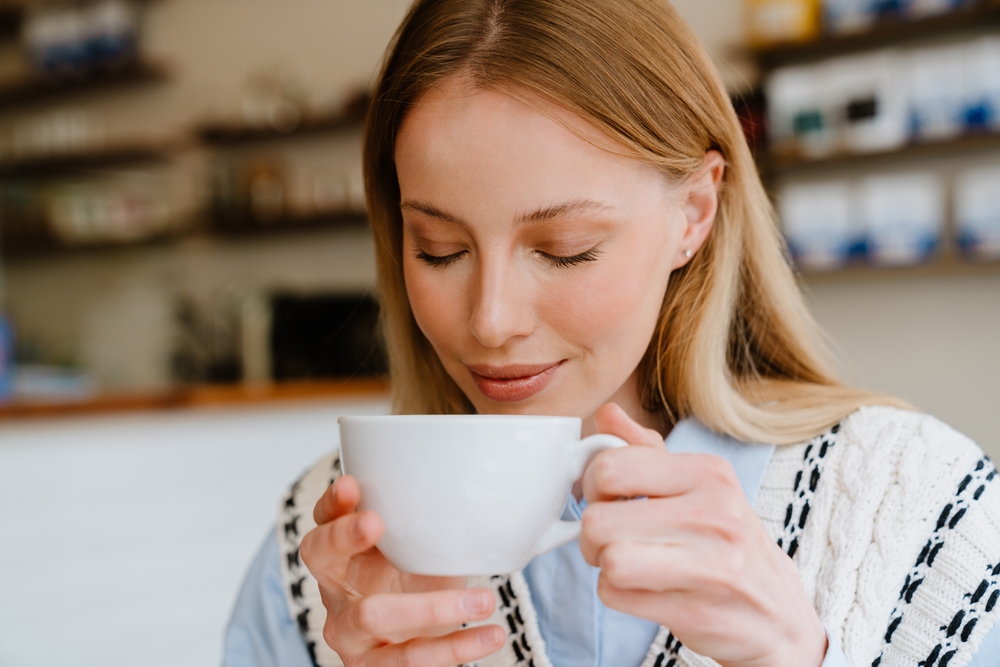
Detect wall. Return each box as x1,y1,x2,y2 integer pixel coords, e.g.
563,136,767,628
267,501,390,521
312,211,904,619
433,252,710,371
2,0,998,456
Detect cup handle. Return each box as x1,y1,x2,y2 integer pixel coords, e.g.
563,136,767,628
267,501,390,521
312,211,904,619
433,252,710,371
529,433,630,558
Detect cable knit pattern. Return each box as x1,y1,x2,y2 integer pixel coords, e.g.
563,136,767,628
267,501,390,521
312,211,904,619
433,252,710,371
279,407,1000,667
277,451,345,667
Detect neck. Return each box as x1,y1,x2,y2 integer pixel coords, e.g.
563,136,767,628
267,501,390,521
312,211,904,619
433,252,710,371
580,369,670,440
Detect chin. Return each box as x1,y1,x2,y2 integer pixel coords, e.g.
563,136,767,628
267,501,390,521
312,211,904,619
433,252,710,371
471,393,586,418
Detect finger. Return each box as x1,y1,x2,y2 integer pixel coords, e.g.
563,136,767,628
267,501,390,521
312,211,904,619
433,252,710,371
578,496,703,564
595,402,664,448
367,624,506,667
596,541,711,593
343,588,497,649
300,509,384,588
596,575,692,630
314,475,361,525
582,447,738,503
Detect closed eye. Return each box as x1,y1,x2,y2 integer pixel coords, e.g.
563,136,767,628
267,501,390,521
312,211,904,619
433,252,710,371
538,247,602,268
416,250,466,267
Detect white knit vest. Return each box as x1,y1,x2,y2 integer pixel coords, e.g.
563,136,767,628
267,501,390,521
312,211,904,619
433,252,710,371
276,406,1000,667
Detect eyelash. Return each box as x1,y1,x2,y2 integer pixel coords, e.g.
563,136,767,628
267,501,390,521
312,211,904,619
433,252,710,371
539,247,602,267
415,247,602,268
415,250,466,267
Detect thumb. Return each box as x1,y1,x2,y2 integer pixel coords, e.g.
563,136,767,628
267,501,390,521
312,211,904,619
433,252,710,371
594,402,664,448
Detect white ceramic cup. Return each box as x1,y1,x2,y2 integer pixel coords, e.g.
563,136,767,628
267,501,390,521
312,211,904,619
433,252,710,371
338,415,628,576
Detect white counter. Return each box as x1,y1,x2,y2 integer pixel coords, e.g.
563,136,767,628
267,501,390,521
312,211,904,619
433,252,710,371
0,397,388,667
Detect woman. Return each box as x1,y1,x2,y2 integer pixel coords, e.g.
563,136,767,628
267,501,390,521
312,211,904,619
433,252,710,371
224,1,1000,666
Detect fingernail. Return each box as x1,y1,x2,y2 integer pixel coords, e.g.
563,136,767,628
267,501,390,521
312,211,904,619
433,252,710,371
461,590,492,616
477,625,503,647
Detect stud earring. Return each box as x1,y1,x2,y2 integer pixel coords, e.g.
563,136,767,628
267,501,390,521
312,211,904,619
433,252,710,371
684,249,693,258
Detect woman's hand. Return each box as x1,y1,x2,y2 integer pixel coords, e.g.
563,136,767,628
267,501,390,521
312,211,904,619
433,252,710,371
579,403,827,667
299,475,506,666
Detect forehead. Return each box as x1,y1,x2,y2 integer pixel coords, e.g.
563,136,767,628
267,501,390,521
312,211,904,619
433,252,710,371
394,76,666,212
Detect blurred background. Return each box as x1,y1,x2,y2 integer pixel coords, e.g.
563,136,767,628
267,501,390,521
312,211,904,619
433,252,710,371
0,0,998,665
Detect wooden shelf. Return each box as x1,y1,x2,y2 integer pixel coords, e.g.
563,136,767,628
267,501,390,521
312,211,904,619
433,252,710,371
197,96,368,146
797,253,1000,281
760,131,1000,175
0,141,174,177
208,209,368,235
0,60,168,109
0,377,390,421
0,4,21,41
1,209,367,260
0,0,161,44
753,1,1000,68
1,231,179,261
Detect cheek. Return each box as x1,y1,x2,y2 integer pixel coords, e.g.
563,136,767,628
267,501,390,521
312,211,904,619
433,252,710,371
539,253,669,362
403,259,467,351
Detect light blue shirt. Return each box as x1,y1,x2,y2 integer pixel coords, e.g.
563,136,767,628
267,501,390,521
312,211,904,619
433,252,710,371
223,419,1000,667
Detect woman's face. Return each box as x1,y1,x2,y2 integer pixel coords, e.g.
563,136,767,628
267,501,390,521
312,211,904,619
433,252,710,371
395,76,719,426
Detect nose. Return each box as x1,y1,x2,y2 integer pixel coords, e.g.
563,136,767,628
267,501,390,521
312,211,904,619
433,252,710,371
469,256,536,349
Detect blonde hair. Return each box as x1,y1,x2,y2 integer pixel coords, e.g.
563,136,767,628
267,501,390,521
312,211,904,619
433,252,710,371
363,0,907,445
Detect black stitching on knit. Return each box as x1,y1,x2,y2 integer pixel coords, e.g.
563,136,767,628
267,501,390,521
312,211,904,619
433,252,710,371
946,610,965,637
296,609,310,633
917,540,931,566
957,475,973,495
971,580,989,604
498,585,510,608
512,640,524,662
874,458,999,665
885,616,901,642
775,424,840,560
798,502,810,529
290,576,305,601
961,617,978,642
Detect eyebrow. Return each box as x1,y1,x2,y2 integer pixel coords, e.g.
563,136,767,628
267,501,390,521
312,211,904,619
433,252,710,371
399,198,615,227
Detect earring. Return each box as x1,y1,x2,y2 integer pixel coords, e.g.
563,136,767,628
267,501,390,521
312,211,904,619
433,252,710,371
684,249,693,258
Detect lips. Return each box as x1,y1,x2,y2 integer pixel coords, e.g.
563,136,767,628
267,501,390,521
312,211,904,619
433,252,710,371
467,361,564,403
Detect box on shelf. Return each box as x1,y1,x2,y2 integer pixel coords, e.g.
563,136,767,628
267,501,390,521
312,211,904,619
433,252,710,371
744,0,821,47
955,165,1000,260
779,180,859,270
908,44,968,141
905,0,977,20
823,0,884,34
829,50,908,153
858,172,944,265
822,0,975,34
962,37,1000,131
766,38,1000,160
767,64,836,158
767,50,909,157
779,172,947,269
24,0,141,78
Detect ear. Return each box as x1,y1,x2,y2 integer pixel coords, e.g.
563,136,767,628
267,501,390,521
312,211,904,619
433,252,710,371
673,151,725,270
